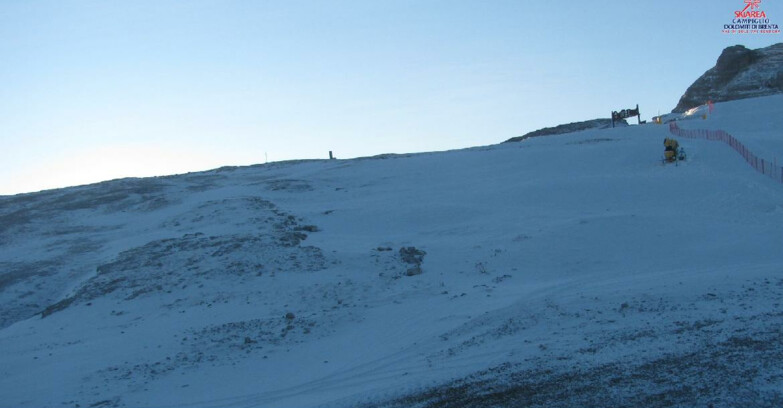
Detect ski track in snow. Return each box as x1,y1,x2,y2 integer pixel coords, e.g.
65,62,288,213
1,95,782,408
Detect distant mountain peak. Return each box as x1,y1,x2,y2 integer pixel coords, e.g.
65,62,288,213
673,43,783,113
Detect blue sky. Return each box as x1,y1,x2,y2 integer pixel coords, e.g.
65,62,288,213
1,0,781,195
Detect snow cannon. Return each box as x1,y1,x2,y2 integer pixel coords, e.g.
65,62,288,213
663,138,686,163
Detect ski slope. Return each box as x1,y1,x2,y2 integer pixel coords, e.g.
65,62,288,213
1,95,782,408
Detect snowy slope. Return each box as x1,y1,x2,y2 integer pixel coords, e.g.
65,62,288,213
679,94,783,164
1,96,782,408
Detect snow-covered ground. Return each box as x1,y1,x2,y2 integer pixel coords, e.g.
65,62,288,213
1,95,782,408
685,95,783,165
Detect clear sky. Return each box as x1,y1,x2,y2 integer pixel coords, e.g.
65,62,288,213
1,0,781,195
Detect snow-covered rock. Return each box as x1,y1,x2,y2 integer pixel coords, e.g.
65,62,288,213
673,43,783,113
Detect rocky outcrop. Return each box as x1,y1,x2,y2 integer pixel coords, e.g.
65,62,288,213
504,118,627,143
673,43,783,113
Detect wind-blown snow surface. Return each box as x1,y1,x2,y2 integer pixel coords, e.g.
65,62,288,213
1,96,782,408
